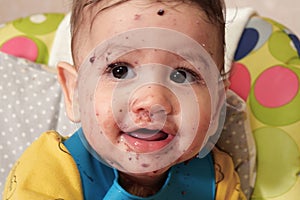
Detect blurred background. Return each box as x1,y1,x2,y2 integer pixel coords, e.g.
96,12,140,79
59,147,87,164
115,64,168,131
0,0,299,36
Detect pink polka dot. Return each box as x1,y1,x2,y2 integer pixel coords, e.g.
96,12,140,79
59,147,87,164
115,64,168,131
0,36,38,62
229,62,251,101
254,66,299,108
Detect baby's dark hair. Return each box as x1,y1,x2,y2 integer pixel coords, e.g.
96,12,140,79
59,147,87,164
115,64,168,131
70,0,226,69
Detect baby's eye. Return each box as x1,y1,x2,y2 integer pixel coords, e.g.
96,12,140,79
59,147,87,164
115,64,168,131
170,68,200,84
106,62,136,79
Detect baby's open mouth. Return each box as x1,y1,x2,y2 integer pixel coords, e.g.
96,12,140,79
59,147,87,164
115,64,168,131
127,128,168,141
121,128,174,153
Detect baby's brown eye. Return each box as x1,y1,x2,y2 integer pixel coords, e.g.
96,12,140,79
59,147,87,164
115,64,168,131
107,62,136,79
170,68,197,84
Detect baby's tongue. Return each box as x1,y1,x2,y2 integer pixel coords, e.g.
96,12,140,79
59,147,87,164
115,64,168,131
128,129,167,141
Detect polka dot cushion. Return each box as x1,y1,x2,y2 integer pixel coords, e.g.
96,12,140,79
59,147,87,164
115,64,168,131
230,16,300,200
0,52,77,193
0,13,65,65
217,89,256,199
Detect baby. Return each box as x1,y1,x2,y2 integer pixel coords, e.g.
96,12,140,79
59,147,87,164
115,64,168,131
3,0,246,199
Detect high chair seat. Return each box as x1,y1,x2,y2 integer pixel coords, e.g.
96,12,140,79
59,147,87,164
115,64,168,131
0,8,299,200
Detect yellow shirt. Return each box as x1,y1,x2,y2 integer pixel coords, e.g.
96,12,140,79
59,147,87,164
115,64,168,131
3,131,246,200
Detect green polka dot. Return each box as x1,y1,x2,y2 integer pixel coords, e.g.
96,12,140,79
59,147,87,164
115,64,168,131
288,58,300,65
250,65,300,126
253,127,300,198
13,13,65,35
26,35,49,64
269,31,298,63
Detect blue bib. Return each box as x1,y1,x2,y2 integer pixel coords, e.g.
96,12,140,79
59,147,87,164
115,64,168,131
64,128,216,200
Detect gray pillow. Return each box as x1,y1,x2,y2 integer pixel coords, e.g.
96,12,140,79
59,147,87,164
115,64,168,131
0,52,77,192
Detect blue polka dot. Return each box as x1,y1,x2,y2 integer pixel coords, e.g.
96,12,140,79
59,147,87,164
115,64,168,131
234,28,259,61
288,34,300,56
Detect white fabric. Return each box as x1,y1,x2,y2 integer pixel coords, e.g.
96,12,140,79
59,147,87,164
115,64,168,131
224,7,257,72
48,12,73,67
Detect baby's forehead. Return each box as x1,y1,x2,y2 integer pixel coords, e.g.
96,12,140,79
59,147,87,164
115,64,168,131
73,1,223,68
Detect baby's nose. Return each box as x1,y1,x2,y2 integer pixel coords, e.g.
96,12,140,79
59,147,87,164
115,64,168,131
130,84,176,122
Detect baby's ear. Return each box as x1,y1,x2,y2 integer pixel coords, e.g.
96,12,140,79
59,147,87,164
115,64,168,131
57,62,80,122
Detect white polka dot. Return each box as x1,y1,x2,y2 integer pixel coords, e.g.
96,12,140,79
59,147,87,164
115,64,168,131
26,142,31,146
33,115,38,119
0,168,5,173
21,132,26,137
235,145,240,149
38,124,43,129
4,118,8,123
12,150,16,155
0,85,2,90
0,145,3,150
12,113,16,118
11,91,16,96
15,79,21,84
30,128,35,133
2,95,7,100
14,137,18,141
225,140,230,144
9,163,13,168
3,74,8,78
18,146,24,151
7,141,11,145
25,119,30,124
20,109,25,115
1,132,6,136
17,123,21,128
30,14,47,24
3,154,8,159
37,101,42,106
8,127,13,132
7,104,12,109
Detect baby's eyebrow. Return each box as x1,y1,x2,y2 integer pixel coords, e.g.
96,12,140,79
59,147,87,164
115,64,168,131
177,48,210,69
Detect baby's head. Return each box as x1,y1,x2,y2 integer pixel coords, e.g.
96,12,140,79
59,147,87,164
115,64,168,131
58,0,226,175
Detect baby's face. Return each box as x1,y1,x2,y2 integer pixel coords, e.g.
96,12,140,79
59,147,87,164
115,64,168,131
73,1,224,173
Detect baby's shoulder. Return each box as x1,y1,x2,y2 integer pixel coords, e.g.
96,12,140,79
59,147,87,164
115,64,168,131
3,131,83,199
212,147,246,200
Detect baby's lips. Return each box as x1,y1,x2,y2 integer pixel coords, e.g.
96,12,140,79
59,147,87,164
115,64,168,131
121,123,178,137
127,129,168,141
